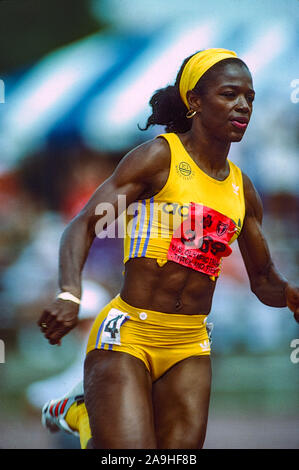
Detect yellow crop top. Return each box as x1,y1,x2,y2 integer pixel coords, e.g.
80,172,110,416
123,133,245,278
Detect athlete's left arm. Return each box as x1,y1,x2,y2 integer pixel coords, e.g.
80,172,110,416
237,173,299,322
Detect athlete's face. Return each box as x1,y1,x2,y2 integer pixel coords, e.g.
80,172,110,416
189,62,255,142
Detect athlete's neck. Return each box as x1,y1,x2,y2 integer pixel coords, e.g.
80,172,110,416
181,127,231,178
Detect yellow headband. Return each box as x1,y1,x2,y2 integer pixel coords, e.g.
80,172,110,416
179,48,238,109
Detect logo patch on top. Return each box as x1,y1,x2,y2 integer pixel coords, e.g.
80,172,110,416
232,183,239,195
176,161,194,179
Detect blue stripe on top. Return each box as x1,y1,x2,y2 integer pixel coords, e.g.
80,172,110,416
129,203,139,259
134,199,146,257
141,197,154,257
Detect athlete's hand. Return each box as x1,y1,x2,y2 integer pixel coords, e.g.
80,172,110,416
285,284,299,323
38,299,80,345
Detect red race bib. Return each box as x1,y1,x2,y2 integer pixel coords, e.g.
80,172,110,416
167,202,237,277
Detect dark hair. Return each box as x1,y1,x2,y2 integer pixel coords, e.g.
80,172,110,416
139,53,249,134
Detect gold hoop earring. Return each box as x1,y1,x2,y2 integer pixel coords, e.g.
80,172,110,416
186,109,197,119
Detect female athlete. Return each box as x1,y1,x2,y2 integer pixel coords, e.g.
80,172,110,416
38,48,299,449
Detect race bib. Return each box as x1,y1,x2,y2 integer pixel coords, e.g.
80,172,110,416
101,308,130,345
167,202,236,277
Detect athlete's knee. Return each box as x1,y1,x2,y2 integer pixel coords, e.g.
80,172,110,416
182,432,206,449
186,416,208,448
87,418,157,449
157,419,208,449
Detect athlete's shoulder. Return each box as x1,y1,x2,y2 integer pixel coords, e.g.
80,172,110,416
118,135,171,175
125,135,170,160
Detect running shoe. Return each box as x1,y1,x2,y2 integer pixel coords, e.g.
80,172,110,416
41,380,84,437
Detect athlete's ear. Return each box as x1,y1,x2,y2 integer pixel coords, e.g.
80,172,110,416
186,90,202,113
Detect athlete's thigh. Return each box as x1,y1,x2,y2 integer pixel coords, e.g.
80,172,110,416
152,355,212,449
84,349,157,449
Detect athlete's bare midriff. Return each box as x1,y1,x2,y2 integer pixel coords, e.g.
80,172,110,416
120,257,217,315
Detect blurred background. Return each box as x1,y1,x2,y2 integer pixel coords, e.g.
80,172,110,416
0,0,298,449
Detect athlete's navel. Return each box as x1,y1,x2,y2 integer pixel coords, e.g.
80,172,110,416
175,298,183,311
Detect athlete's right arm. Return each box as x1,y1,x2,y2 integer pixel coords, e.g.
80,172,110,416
38,137,170,345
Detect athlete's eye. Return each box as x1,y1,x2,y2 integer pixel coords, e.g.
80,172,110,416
247,94,255,103
221,92,235,97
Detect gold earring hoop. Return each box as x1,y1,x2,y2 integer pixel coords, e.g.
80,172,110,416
186,109,197,119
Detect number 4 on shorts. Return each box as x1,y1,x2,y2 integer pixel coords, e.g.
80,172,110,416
101,308,130,345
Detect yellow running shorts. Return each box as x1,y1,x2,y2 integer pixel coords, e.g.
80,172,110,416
86,294,211,382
